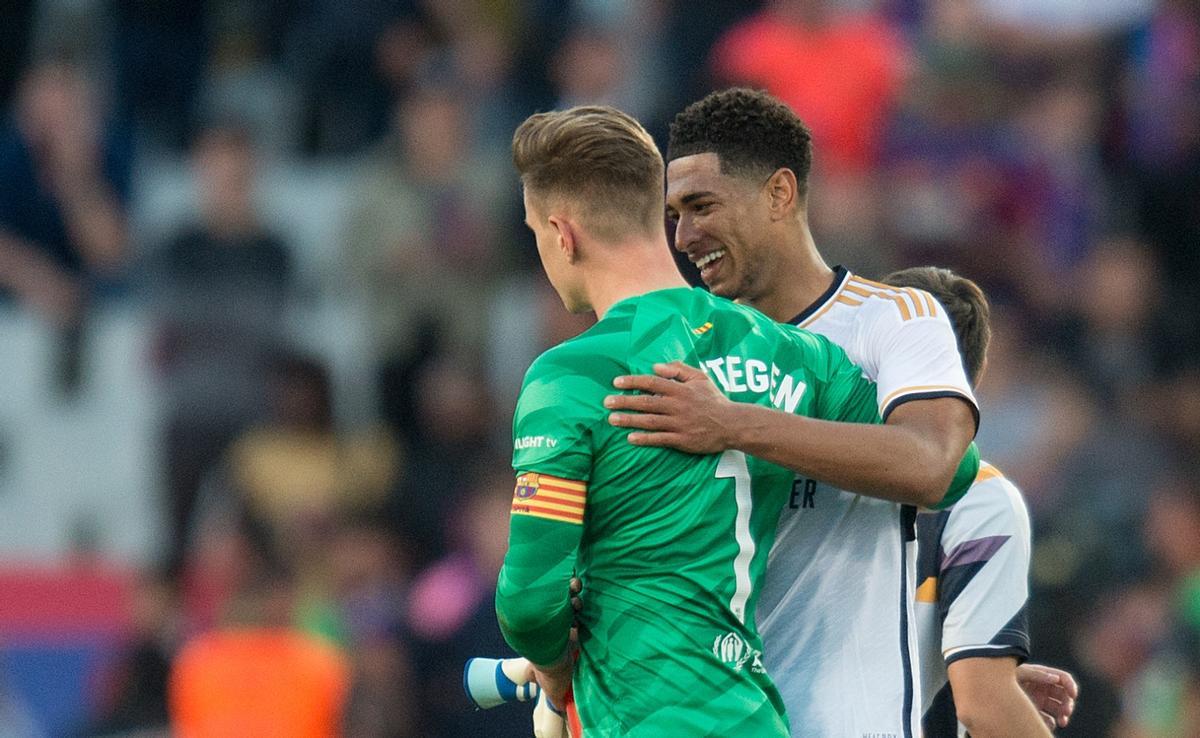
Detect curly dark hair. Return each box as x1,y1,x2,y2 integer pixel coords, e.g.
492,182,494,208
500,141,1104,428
668,88,813,195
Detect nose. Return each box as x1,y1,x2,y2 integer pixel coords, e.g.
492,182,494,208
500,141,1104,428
673,213,699,253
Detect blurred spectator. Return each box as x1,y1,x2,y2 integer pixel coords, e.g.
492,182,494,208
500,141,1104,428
220,354,400,574
406,464,533,737
1118,0,1200,359
111,0,211,149
712,0,909,175
169,567,352,737
710,0,908,275
1151,367,1200,464
146,123,293,574
1116,479,1200,736
325,516,417,737
86,573,176,736
284,0,421,154
1012,78,1108,278
341,84,507,371
0,58,133,393
1053,236,1164,399
976,0,1153,43
549,2,671,129
388,354,496,564
0,0,34,109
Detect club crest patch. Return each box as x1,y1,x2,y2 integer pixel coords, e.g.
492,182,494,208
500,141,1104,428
515,473,540,499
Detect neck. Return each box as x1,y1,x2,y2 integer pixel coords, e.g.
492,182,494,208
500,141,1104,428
585,235,689,318
740,219,834,323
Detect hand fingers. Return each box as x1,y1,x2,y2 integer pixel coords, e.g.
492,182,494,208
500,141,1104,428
653,361,707,382
1040,686,1070,705
1034,695,1074,727
569,577,582,595
609,412,674,431
1059,672,1080,700
612,374,680,394
1019,667,1061,685
504,657,536,684
1060,705,1080,729
1023,665,1079,699
604,393,668,413
1060,698,1075,725
1038,711,1055,731
627,432,687,447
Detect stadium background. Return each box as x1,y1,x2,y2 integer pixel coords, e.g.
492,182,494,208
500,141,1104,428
0,0,1196,735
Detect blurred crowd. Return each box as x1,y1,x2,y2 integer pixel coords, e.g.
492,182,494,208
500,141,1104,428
0,0,1196,735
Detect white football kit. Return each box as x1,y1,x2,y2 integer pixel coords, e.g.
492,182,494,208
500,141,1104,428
915,462,1033,737
757,267,978,738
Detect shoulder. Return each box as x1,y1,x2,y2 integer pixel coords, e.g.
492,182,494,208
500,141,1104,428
520,327,627,403
773,322,855,375
842,275,946,326
945,463,1031,540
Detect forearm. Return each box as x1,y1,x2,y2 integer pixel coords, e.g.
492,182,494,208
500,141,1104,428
953,669,1053,737
0,232,74,293
57,178,126,272
726,403,970,506
0,233,46,287
495,519,578,666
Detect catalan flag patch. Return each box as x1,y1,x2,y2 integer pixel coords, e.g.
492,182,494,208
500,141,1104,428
511,472,586,525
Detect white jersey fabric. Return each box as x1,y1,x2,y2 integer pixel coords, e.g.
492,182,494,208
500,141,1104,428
915,462,1033,738
757,267,978,738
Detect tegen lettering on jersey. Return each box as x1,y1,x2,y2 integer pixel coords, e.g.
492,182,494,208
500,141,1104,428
699,355,807,413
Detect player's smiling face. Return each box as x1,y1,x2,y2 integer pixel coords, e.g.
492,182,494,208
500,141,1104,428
666,153,775,302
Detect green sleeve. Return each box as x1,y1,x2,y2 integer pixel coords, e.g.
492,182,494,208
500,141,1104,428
808,333,882,425
931,442,980,510
496,511,581,665
495,350,602,665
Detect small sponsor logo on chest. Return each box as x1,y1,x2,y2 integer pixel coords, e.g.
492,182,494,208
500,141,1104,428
515,435,558,450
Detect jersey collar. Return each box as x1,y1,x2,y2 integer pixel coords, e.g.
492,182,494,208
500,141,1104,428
787,265,851,326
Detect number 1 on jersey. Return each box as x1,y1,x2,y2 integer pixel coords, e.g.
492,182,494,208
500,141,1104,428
715,450,755,624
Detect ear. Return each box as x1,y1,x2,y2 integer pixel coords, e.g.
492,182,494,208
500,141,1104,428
548,215,580,263
764,168,800,220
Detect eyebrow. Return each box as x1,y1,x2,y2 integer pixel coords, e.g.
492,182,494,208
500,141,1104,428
679,191,717,205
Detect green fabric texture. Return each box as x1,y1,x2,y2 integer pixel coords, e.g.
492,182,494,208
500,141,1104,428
495,287,884,736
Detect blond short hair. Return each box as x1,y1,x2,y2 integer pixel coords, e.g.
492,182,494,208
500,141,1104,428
512,106,664,242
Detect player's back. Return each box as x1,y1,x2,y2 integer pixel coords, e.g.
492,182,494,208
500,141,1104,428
513,287,877,737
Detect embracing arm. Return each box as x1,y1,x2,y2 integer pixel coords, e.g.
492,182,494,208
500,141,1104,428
1018,663,1079,730
949,657,1053,737
607,363,977,507
717,394,976,507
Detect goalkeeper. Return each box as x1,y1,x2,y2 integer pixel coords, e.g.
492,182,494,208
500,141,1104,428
495,106,979,736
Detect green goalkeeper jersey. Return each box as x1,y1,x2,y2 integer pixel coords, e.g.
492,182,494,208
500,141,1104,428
495,287,883,737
